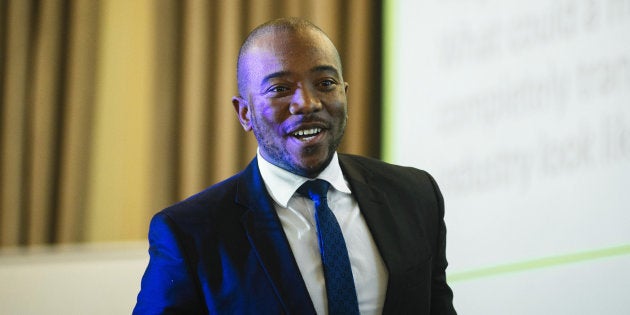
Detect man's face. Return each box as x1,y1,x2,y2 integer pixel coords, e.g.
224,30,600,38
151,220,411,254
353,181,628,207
233,29,348,178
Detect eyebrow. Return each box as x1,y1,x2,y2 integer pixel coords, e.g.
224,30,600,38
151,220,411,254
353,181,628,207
261,71,291,86
310,65,341,77
260,65,341,86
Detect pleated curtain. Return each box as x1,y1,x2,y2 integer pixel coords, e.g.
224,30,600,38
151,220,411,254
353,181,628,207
0,0,383,246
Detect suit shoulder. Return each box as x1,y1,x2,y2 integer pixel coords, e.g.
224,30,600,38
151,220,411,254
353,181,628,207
157,171,243,222
339,154,442,203
340,154,432,181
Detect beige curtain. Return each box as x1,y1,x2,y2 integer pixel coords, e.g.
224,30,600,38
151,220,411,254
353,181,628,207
0,0,383,247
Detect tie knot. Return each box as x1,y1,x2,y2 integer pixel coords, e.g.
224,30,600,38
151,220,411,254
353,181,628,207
298,179,330,202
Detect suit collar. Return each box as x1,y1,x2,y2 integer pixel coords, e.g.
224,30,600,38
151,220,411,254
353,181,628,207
257,151,352,208
236,158,317,315
338,155,416,290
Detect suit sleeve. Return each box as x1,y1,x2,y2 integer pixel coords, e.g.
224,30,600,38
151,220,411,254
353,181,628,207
426,172,457,315
133,213,207,315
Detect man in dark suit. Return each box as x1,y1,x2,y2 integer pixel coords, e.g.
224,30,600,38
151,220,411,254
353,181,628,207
134,17,456,314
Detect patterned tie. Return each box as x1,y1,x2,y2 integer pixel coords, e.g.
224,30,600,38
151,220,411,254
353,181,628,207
298,179,360,315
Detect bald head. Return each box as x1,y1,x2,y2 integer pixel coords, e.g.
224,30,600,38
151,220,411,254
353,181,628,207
236,17,342,97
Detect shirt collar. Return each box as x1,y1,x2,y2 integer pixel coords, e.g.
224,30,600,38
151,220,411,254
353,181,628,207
257,149,352,208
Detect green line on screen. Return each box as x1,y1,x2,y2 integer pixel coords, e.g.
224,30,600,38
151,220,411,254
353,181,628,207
381,0,396,163
448,244,630,283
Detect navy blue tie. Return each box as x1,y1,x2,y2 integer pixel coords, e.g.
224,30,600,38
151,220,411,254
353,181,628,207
299,179,360,315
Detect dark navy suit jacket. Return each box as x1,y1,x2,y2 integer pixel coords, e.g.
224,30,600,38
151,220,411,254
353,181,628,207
134,154,456,314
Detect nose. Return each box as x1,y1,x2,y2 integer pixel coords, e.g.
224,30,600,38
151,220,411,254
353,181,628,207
289,85,322,115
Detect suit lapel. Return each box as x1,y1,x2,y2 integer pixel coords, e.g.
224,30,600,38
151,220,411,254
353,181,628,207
339,155,418,314
236,158,316,315
339,155,410,274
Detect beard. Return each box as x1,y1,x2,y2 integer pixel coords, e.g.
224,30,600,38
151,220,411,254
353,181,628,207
251,117,346,178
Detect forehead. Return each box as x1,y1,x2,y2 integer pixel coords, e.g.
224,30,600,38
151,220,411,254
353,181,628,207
241,29,342,82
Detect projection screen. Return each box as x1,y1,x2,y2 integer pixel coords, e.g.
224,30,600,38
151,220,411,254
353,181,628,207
382,1,630,314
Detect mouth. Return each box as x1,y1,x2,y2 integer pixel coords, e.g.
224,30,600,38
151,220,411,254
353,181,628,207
291,127,323,142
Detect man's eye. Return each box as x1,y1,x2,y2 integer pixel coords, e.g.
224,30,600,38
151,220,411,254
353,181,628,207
267,86,289,93
319,79,337,88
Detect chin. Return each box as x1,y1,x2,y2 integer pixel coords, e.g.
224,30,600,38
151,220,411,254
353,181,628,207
296,156,333,178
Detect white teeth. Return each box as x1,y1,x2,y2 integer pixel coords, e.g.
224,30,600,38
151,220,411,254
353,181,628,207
293,128,321,137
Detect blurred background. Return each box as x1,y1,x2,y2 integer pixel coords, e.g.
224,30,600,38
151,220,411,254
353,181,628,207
1,0,629,314
0,0,382,246
385,1,630,314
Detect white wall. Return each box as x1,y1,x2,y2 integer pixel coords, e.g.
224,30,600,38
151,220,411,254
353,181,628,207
384,0,630,313
0,243,147,315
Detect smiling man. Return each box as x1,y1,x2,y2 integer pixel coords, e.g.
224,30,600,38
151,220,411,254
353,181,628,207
134,18,456,315
233,20,349,179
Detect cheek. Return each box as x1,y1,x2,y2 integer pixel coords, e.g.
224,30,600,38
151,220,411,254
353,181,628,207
327,97,347,117
259,105,281,121
264,98,294,118
252,101,289,131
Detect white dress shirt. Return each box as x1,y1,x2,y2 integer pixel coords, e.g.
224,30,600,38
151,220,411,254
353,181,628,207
257,151,388,315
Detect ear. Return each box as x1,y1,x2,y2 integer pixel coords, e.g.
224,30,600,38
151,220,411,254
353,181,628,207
232,96,252,131
344,82,349,93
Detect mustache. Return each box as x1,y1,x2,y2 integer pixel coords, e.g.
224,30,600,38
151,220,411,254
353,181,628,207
284,114,330,133
289,112,330,124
